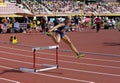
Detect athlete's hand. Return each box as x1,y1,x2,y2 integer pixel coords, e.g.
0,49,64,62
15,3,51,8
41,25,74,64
46,31,52,36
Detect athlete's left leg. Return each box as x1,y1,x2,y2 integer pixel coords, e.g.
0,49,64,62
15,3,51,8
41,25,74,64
62,35,84,57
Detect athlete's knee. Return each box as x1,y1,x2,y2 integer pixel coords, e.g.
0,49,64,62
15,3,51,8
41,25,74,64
55,40,60,44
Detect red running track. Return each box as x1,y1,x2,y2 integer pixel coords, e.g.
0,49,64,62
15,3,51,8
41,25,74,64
0,29,120,83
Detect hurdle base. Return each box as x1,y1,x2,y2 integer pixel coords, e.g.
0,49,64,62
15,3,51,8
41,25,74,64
19,68,36,73
42,64,59,69
19,64,58,73
36,64,58,72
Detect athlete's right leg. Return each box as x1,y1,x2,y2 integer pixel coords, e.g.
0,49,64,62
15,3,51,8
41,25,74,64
48,33,61,44
53,33,61,44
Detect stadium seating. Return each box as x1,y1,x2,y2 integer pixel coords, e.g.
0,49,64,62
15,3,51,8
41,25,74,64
0,0,119,16
0,2,24,14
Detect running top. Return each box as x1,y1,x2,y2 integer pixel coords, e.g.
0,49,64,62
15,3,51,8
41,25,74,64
57,22,69,32
55,22,70,38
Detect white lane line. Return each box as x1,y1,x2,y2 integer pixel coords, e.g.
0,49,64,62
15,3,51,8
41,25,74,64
81,51,120,57
59,49,120,57
61,67,120,77
0,57,120,77
0,44,119,57
0,50,120,69
0,65,94,83
80,57,120,63
0,77,20,83
34,72,94,83
0,45,120,63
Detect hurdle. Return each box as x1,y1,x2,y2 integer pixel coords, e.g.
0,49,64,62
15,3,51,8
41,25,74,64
19,45,59,73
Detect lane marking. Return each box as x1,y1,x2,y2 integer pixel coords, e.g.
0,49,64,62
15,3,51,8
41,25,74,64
59,49,120,57
0,50,120,69
0,77,20,83
0,57,120,77
0,42,119,57
0,45,120,63
0,65,94,83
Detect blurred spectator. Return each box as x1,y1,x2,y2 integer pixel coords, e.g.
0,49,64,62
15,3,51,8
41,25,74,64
2,17,8,30
0,24,2,33
53,17,60,26
13,21,20,33
41,16,47,34
95,16,101,32
111,19,116,29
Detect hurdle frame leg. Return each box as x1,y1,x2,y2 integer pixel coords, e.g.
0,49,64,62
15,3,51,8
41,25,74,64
20,45,59,73
56,47,59,68
33,48,36,70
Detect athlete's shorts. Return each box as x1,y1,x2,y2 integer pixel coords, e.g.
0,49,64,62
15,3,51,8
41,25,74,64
55,31,65,38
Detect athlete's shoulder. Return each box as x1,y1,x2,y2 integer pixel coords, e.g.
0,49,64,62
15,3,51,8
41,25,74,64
58,23,65,26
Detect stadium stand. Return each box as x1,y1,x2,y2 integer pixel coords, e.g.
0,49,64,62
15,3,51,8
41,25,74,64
0,3,24,14
0,0,119,16
0,0,120,34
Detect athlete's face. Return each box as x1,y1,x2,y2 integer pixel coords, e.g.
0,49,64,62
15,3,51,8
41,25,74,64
66,16,71,24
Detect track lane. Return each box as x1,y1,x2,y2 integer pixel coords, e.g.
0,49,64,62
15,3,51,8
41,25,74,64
0,49,120,82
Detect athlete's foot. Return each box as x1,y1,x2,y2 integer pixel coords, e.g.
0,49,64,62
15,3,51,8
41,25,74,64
76,53,85,58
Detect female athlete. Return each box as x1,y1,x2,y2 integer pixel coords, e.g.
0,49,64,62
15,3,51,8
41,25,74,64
46,16,84,58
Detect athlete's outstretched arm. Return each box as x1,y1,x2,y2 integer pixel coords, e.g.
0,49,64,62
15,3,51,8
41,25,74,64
49,23,64,32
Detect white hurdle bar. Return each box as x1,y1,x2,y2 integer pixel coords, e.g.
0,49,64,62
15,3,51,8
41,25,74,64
20,45,59,73
32,45,59,51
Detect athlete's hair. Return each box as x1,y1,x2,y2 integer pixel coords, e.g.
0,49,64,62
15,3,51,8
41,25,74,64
64,16,71,23
65,16,71,21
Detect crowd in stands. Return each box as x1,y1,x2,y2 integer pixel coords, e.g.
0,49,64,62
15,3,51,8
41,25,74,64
0,2,25,15
0,17,24,33
0,0,119,15
0,0,120,34
21,0,120,15
42,1,81,14
22,1,43,14
0,16,49,34
0,14,119,34
105,2,120,14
